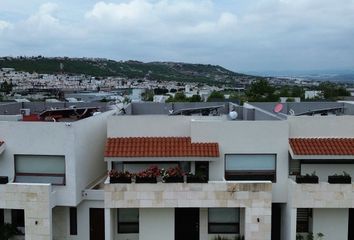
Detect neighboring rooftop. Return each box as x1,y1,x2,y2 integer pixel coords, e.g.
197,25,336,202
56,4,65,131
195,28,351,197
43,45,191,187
0,102,113,122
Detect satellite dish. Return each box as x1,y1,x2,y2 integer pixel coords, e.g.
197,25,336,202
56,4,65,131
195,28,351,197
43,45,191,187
229,111,238,120
274,103,283,113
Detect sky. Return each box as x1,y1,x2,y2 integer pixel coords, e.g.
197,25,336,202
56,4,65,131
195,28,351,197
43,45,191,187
0,0,353,73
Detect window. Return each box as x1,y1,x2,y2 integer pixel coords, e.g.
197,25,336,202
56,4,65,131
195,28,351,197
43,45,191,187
296,208,312,233
118,209,139,233
70,208,77,235
15,155,65,185
208,208,239,234
11,209,24,228
0,209,4,226
225,154,276,182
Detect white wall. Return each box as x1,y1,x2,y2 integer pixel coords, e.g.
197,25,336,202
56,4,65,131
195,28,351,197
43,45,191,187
140,208,174,240
107,115,193,137
0,121,76,205
313,208,348,240
301,164,354,182
289,116,354,137
73,111,113,204
191,120,289,202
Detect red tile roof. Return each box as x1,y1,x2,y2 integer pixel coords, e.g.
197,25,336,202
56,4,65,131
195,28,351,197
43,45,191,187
105,137,219,158
289,138,354,155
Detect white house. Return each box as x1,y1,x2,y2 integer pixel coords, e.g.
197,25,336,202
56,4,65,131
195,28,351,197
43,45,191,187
1,101,354,240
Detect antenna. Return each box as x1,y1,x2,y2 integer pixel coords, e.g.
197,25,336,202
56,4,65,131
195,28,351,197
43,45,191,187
273,103,283,113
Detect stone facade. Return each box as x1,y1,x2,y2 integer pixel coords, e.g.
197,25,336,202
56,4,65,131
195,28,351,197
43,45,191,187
0,183,52,240
289,180,354,208
105,181,272,240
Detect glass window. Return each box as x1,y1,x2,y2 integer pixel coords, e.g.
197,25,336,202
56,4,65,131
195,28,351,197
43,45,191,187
296,208,312,233
208,208,239,234
15,155,65,185
225,154,276,182
118,209,139,234
0,209,4,226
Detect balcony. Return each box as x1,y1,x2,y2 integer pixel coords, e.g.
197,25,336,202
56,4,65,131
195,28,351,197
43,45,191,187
104,180,272,208
288,179,354,208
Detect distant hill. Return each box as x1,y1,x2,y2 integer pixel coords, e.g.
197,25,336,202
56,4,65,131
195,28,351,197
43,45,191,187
0,57,264,84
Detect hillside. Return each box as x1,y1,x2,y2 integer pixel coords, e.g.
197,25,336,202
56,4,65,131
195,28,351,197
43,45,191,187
0,57,264,84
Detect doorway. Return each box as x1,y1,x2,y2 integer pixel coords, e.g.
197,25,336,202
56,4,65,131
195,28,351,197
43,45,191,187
271,203,281,240
89,208,105,240
175,208,199,240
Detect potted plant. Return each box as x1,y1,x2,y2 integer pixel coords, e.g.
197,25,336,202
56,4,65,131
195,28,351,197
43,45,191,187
163,166,185,183
328,171,351,184
0,223,22,240
0,176,8,184
135,165,160,183
186,172,208,183
296,172,319,184
108,169,132,183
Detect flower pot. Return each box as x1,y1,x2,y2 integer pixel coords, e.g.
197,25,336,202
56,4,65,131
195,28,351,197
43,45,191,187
164,176,184,183
110,176,132,184
187,175,208,183
0,176,8,184
328,175,351,184
296,175,319,184
135,176,157,183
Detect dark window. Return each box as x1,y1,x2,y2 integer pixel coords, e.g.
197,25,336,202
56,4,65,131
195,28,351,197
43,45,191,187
11,209,24,228
118,209,139,233
70,207,77,235
0,209,4,226
296,208,312,233
208,208,239,234
225,154,276,182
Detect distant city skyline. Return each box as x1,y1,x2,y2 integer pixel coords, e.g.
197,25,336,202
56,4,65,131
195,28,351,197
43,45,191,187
0,0,353,73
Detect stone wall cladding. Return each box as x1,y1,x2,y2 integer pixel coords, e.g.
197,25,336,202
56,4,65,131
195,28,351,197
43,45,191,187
0,183,52,240
289,180,354,208
105,181,272,240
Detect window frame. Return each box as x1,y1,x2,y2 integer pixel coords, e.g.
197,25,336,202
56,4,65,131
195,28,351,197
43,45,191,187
14,155,66,186
117,209,139,234
224,154,277,182
208,208,240,234
296,208,312,233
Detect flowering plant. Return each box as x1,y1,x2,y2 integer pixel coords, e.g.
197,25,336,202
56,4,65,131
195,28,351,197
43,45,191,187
136,165,161,178
108,169,132,178
163,166,185,178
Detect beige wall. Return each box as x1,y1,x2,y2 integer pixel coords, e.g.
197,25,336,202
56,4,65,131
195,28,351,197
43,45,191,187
140,208,174,240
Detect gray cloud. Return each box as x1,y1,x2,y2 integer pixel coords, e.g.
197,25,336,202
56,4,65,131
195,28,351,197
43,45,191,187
0,0,353,73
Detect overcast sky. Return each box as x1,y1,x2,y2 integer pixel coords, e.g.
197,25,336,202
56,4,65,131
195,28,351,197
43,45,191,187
0,0,353,73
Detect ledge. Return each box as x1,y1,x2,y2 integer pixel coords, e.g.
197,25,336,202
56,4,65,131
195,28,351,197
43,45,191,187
288,179,354,208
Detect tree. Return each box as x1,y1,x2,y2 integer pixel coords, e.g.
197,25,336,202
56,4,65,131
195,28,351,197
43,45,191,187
318,82,350,100
207,91,225,102
189,94,202,102
246,79,278,102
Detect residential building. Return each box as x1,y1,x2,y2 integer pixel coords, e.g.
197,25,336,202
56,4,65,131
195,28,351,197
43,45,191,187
1,101,354,240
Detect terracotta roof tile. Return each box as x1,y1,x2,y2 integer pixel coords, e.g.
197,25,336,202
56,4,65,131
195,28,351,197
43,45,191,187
289,138,354,155
104,137,219,158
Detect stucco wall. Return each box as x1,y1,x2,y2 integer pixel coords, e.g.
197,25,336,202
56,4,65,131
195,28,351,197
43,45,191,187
190,120,289,202
140,208,174,240
73,110,113,204
313,208,348,240
289,116,354,137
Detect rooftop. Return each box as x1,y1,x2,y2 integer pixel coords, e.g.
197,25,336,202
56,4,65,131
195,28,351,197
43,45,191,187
289,138,354,156
104,137,219,158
